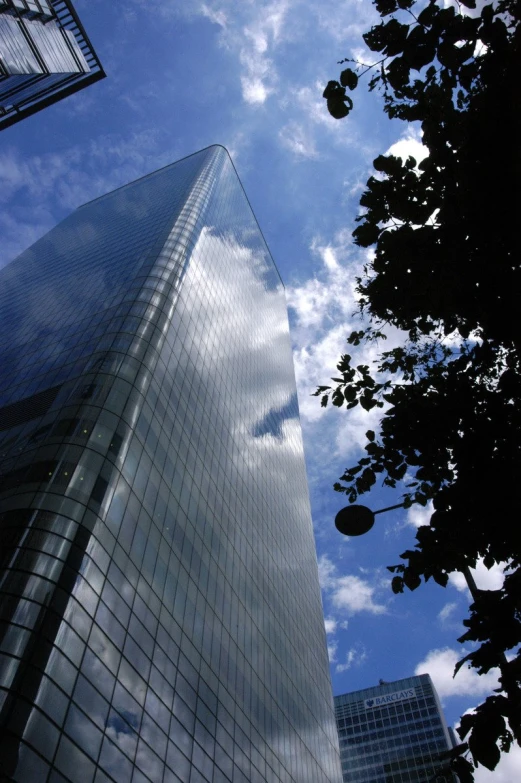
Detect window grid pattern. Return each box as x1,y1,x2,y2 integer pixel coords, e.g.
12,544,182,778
0,146,342,783
334,676,454,783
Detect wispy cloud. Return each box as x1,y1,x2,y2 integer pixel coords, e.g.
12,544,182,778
279,121,319,158
336,643,367,673
287,232,365,423
200,3,227,28
287,232,405,464
278,80,375,160
201,0,289,104
438,602,459,627
0,130,182,268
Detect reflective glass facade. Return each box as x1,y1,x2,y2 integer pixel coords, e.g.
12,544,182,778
0,145,342,783
334,675,455,783
0,1,104,130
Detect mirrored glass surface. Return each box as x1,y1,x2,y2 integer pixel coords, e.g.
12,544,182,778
0,146,341,783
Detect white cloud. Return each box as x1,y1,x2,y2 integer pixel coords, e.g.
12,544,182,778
319,555,387,616
291,323,349,423
407,501,434,528
318,555,338,590
287,233,366,424
415,647,500,699
332,574,387,616
473,743,521,782
288,231,407,463
328,640,338,663
336,644,367,673
449,559,506,593
241,74,273,104
287,233,361,329
334,397,382,460
324,617,337,635
386,127,428,165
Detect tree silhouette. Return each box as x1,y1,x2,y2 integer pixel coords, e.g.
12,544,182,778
318,0,521,778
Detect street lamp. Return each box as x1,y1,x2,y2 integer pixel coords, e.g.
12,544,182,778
334,502,407,537
334,502,480,600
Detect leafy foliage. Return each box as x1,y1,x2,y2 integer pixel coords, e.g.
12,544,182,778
320,0,521,777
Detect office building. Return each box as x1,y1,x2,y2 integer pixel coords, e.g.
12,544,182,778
335,674,455,782
0,146,342,783
0,0,104,130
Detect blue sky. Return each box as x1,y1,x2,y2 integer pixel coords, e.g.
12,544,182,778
1,1,518,777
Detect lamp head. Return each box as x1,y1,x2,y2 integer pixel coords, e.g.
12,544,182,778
335,504,375,537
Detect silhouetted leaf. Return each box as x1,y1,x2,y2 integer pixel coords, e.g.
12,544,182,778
391,576,404,593
332,389,344,407
433,571,449,587
451,756,475,783
353,221,381,247
381,19,409,56
340,68,358,90
403,568,421,591
327,97,350,119
375,0,398,15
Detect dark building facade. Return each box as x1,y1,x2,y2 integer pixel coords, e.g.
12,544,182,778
0,146,342,783
0,0,104,129
334,675,455,783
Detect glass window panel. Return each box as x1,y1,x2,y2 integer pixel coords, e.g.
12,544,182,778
99,735,134,783
34,674,69,725
166,741,192,782
11,741,50,782
73,673,110,729
45,647,78,696
87,624,120,678
65,703,103,762
21,706,60,762
55,735,96,782
135,738,164,781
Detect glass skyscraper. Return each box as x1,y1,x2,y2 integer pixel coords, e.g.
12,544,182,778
0,0,104,130
0,145,342,783
334,675,455,783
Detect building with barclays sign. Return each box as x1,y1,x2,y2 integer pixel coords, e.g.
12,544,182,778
334,674,456,782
